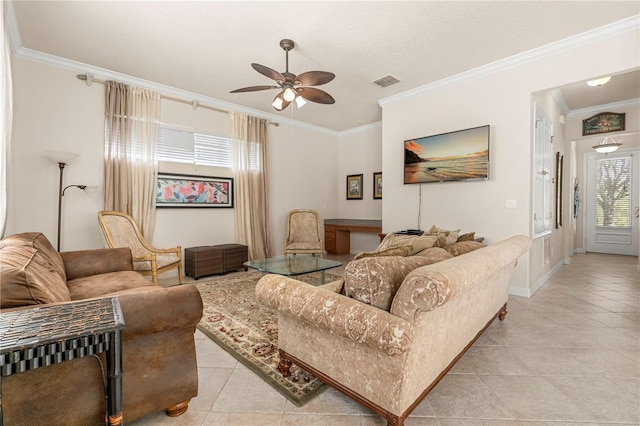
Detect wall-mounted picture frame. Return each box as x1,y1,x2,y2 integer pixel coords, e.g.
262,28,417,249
582,112,625,136
346,174,363,200
373,172,382,199
156,173,234,208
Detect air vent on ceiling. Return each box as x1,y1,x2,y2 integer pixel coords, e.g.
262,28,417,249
373,75,400,88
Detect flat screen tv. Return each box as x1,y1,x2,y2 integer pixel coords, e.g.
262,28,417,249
404,125,490,184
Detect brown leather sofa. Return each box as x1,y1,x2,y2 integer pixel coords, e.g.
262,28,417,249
0,232,203,425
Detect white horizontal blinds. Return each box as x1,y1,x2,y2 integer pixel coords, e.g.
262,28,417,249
157,126,233,167
194,133,232,167
596,155,631,227
248,141,260,170
157,127,194,164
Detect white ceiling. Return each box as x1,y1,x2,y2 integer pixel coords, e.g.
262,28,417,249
9,1,640,132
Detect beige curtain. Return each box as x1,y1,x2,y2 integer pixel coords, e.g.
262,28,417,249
231,112,271,259
104,81,160,239
0,2,12,238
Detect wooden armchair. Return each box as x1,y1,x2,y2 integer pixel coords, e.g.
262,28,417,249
283,209,323,257
98,210,183,285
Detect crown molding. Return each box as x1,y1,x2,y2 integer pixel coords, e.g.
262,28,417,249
567,98,640,119
6,3,338,137
379,15,640,108
339,121,382,137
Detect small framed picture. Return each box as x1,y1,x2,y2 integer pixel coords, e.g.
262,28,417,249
346,174,363,200
373,172,382,199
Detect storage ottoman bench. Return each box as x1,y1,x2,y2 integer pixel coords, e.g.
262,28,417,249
184,244,248,279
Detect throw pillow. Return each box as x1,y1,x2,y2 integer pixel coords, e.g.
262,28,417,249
353,244,412,260
0,245,71,308
443,241,486,257
377,233,437,255
413,247,454,263
426,225,460,247
457,232,476,242
343,255,436,311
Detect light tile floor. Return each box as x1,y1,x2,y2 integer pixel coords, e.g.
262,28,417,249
135,253,639,425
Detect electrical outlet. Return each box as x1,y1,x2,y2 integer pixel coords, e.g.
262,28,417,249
506,199,517,209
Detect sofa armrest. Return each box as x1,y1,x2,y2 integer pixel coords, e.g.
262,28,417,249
115,284,203,338
255,274,412,356
61,248,133,281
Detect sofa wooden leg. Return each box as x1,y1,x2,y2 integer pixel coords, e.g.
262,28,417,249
277,349,293,377
498,303,508,321
166,400,190,417
386,414,403,426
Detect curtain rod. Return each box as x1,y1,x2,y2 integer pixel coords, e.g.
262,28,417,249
76,73,279,126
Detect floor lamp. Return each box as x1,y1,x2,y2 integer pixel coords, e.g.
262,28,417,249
46,150,80,251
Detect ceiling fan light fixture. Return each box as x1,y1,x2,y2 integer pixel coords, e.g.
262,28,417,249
295,96,307,108
272,94,284,110
592,136,622,154
283,87,296,102
587,76,611,87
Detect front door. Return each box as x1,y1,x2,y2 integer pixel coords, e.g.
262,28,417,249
585,149,639,255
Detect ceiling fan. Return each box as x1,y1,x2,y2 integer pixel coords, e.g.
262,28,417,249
231,39,335,111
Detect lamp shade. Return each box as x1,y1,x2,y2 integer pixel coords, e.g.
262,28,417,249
587,76,611,87
592,136,622,154
46,150,78,165
272,93,285,111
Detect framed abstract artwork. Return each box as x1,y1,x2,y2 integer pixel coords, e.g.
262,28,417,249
156,173,233,208
346,174,363,200
373,172,382,199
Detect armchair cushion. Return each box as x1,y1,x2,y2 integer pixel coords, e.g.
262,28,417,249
134,252,181,271
0,233,71,308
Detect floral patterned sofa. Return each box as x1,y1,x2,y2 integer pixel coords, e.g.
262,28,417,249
256,234,532,426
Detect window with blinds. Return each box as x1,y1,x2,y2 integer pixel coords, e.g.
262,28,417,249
596,155,631,227
157,126,232,167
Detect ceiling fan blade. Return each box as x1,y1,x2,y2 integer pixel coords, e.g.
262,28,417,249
252,63,285,82
230,85,279,93
298,87,335,104
295,71,335,86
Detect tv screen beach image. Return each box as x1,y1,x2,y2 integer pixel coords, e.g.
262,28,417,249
404,125,489,184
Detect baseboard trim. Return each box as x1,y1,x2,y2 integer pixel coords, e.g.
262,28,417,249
509,258,565,298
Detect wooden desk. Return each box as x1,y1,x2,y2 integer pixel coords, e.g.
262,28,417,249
324,219,382,255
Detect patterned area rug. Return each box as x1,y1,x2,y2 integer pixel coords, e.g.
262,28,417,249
195,271,340,406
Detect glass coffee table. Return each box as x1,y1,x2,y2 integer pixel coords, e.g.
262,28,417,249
244,255,342,284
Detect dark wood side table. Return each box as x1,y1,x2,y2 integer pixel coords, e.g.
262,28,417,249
0,298,125,426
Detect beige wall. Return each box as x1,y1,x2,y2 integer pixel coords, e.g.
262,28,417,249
337,124,383,253
8,57,342,265
380,25,639,294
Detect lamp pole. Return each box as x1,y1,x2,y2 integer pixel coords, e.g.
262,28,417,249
56,162,66,252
